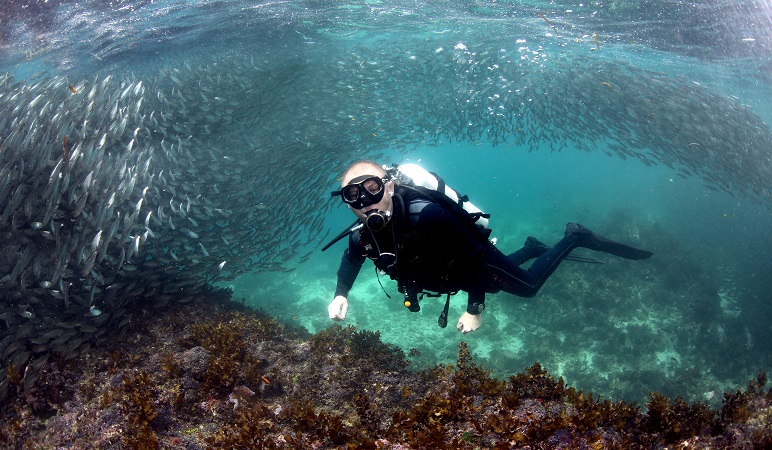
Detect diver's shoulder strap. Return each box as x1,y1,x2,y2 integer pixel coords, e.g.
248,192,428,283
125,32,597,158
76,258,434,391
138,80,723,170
430,171,446,194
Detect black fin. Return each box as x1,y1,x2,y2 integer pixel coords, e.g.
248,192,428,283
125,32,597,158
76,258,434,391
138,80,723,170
524,236,550,255
566,223,653,260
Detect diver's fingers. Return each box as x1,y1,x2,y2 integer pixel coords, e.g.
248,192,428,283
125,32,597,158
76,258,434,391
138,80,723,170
328,301,339,319
339,300,348,319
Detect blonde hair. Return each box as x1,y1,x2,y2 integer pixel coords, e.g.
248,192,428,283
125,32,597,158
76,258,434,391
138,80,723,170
341,160,386,185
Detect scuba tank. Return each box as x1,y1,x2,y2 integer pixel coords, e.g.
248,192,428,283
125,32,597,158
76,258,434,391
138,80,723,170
393,163,490,230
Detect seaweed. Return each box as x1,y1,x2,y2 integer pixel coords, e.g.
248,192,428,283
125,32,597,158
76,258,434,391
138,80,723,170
566,389,641,433
309,323,408,371
386,343,506,447
454,341,505,399
179,313,267,395
204,401,279,449
281,400,352,445
720,370,770,428
644,392,717,443
3,291,772,449
101,370,159,450
508,361,567,401
353,392,381,435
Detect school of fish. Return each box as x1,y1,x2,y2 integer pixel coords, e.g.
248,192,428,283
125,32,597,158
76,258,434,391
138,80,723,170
1,38,771,400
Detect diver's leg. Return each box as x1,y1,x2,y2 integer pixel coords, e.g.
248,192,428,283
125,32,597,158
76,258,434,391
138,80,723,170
485,234,576,298
487,223,652,298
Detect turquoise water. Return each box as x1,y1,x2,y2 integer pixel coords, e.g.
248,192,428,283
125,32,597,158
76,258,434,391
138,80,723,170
2,0,771,405
232,139,772,404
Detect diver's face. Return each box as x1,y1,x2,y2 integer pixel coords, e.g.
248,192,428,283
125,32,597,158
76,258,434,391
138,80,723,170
341,172,394,221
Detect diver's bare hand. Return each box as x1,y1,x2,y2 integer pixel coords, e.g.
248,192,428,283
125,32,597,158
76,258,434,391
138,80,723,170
328,295,348,321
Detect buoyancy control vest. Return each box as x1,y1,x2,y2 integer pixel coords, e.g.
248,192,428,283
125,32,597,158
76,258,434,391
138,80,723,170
322,163,493,251
386,163,494,327
388,163,492,242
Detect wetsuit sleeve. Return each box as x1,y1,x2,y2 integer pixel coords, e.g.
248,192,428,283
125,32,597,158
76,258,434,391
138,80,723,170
334,236,366,298
466,288,486,314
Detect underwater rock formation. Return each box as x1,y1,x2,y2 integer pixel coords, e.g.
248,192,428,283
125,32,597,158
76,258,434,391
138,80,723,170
1,291,770,449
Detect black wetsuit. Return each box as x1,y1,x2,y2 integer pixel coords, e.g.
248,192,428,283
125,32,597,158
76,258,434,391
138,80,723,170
334,189,586,314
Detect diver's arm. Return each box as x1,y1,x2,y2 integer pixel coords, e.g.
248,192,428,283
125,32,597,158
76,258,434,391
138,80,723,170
334,246,365,298
329,242,366,320
466,288,486,315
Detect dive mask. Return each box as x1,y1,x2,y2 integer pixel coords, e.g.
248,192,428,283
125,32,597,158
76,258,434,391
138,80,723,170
332,175,388,210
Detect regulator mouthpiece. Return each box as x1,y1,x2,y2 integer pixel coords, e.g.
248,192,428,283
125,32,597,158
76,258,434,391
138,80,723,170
364,209,391,231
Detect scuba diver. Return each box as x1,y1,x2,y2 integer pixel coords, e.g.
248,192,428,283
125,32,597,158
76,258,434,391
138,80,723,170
325,160,653,334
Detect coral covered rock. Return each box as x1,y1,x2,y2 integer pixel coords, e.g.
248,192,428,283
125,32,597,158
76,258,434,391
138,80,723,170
1,293,770,449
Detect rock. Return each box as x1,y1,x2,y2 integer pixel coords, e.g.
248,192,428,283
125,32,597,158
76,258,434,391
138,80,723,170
180,347,211,378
